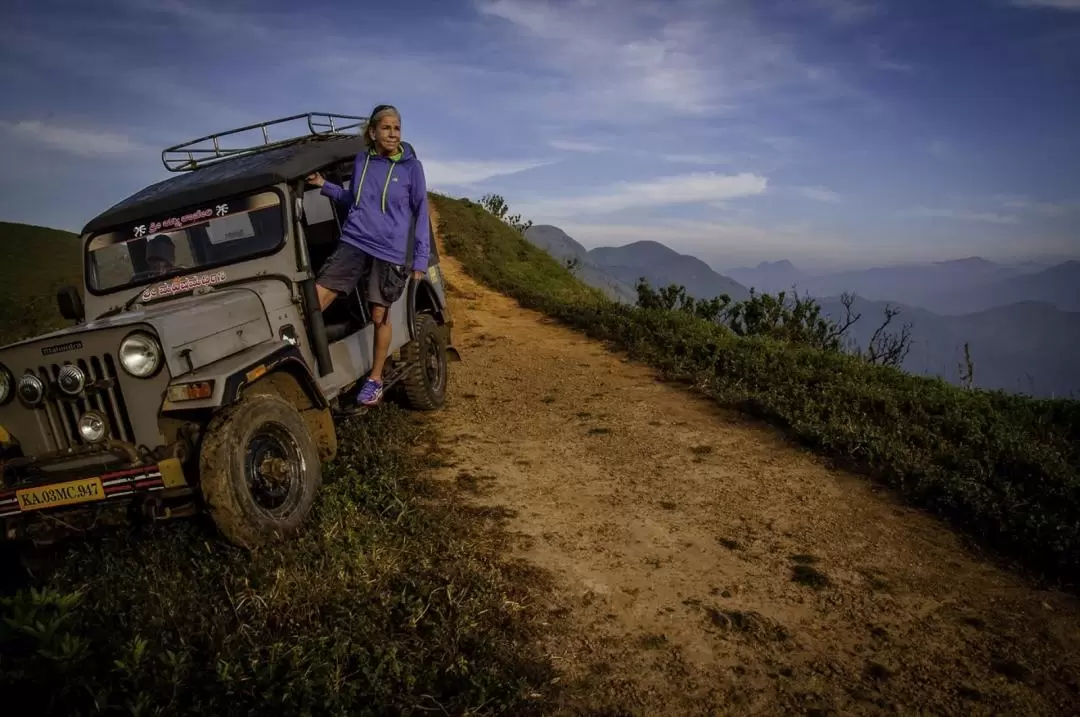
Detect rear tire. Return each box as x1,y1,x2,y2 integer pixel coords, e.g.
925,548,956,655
198,393,323,548
400,312,448,411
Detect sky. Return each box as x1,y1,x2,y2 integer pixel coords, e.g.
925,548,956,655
1,0,1078,272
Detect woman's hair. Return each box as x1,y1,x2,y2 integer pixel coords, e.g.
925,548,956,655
362,104,401,150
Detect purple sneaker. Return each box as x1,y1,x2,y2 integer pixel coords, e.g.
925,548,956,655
357,378,385,406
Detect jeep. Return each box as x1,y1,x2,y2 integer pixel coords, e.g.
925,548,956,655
0,112,459,548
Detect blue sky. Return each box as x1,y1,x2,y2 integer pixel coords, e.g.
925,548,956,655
1,0,1078,271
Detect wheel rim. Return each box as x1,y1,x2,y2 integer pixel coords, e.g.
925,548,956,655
423,331,446,395
243,421,306,518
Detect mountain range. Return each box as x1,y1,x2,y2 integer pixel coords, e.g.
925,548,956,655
524,225,750,305
725,257,1080,315
523,224,1080,399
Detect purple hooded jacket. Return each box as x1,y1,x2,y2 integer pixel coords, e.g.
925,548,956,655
319,140,431,272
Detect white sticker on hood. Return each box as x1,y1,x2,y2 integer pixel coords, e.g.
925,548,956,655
140,271,227,302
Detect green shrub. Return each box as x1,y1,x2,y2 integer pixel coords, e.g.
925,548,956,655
433,193,1080,590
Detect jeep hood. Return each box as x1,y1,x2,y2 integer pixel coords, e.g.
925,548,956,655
0,288,273,378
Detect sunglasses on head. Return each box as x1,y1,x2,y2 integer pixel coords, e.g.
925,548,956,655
370,104,397,117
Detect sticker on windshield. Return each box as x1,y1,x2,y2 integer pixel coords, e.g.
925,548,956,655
140,270,227,302
133,203,230,238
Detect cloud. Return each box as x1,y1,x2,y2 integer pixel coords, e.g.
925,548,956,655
0,120,148,158
515,172,769,219
422,158,553,186
803,0,882,25
1009,0,1080,9
794,186,842,203
900,206,1020,224
547,139,609,153
552,218,864,268
471,0,863,124
999,196,1080,216
475,0,714,116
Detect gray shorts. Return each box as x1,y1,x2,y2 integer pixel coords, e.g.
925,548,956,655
316,242,409,307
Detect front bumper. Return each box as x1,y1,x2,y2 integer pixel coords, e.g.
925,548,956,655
0,441,190,534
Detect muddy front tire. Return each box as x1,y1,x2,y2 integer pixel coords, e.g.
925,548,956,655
400,312,448,411
198,393,323,548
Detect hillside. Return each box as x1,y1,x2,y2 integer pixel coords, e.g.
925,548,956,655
4,206,1080,714
0,221,82,345
426,194,1080,713
588,239,751,303
432,195,1080,583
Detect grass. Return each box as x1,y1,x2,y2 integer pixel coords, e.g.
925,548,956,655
1,409,559,715
430,192,1080,591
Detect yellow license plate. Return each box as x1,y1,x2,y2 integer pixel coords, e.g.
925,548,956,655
16,476,106,512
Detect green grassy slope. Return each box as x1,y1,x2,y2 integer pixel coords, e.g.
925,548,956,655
0,221,82,345
431,193,1080,591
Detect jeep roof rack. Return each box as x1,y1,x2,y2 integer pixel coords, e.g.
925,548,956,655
161,112,367,172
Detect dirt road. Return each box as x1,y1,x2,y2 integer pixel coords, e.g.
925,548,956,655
420,206,1080,716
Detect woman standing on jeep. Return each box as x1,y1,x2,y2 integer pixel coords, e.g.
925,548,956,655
306,104,431,406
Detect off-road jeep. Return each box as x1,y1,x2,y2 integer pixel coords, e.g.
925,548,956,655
0,112,459,548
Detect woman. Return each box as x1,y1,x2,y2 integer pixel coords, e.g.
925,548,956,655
306,104,431,406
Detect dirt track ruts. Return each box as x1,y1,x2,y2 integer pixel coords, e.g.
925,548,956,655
417,205,1080,716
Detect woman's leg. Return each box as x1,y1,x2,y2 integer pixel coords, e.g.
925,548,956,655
357,259,409,406
368,304,392,382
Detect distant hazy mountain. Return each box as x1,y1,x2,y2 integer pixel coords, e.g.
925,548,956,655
521,225,1077,397
802,257,1018,308
921,260,1080,315
816,295,1080,398
587,240,751,303
721,256,1080,315
523,225,638,304
726,260,806,294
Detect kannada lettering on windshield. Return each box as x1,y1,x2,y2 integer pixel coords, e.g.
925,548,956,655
140,270,227,302
133,202,230,238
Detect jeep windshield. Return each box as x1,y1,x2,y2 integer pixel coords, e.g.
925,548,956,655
85,189,285,295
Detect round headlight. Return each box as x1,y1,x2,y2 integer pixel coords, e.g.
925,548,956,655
18,373,45,405
0,365,11,404
57,363,87,396
78,411,108,443
119,332,162,378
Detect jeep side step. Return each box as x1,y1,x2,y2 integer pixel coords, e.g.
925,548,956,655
331,358,417,417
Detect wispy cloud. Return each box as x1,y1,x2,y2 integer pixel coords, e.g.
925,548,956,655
999,196,1080,216
1009,0,1080,10
423,158,554,187
475,0,714,116
801,0,882,26
900,206,1021,224
0,120,148,158
516,172,769,219
553,217,865,269
547,139,609,153
471,0,861,124
794,185,843,203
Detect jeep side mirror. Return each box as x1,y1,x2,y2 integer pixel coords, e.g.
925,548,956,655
57,285,85,323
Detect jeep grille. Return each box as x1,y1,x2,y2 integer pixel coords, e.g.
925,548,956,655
32,355,135,450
